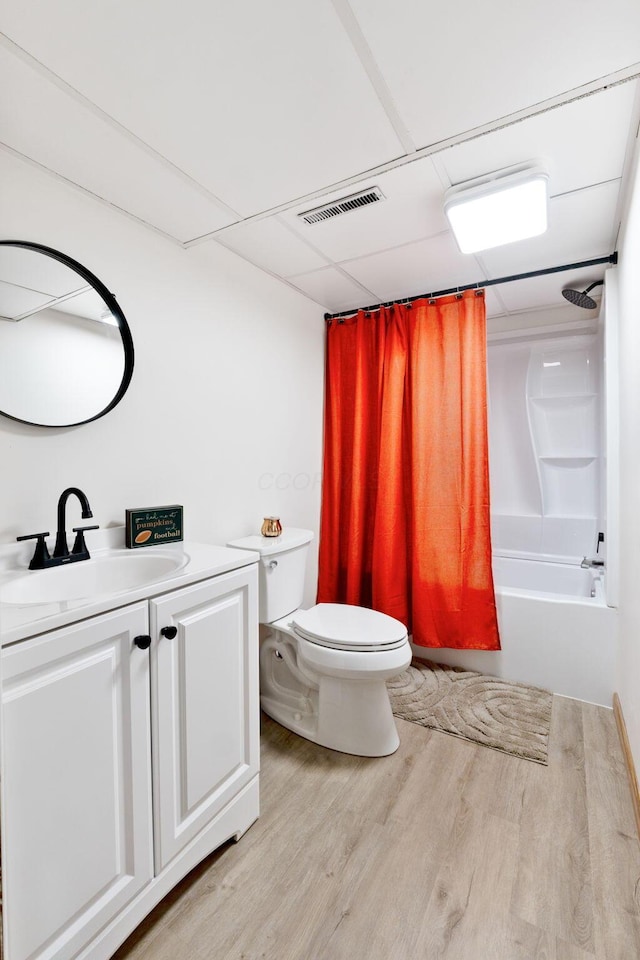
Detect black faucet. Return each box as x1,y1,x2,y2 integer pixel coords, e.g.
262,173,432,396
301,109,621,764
53,487,93,558
17,487,100,570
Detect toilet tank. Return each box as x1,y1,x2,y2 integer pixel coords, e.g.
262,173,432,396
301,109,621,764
227,528,314,623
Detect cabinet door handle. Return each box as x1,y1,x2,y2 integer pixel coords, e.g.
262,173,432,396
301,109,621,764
160,626,178,640
133,634,152,650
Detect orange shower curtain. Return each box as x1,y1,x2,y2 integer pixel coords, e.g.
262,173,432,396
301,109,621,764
317,290,500,650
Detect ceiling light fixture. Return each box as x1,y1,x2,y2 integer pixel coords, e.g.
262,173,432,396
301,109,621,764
444,165,549,255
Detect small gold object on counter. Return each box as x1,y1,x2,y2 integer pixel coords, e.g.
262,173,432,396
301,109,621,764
261,517,282,537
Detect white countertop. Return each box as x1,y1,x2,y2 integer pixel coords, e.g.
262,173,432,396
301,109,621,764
0,528,259,646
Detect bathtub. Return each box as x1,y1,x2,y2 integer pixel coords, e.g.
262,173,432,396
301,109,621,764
492,554,604,600
412,554,617,706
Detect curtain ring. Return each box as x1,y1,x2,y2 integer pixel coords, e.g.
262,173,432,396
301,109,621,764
429,299,436,305
475,288,485,297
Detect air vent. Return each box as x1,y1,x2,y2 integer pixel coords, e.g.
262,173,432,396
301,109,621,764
298,186,384,224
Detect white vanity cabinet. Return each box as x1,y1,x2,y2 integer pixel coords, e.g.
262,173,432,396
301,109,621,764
150,571,259,870
1,560,259,960
2,603,153,960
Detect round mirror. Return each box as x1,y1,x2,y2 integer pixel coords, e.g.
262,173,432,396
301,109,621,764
0,241,134,427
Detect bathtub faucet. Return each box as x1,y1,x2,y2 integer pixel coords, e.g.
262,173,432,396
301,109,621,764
581,556,605,570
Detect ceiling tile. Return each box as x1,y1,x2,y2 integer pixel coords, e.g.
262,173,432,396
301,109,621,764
0,45,236,243
0,0,405,215
281,156,448,262
0,248,109,320
434,83,638,195
215,217,328,277
0,280,51,320
349,0,640,147
52,289,110,322
341,233,484,302
0,245,86,297
1,1,637,327
478,179,620,278
287,268,376,312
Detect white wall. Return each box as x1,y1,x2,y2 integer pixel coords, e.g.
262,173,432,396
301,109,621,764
0,152,325,604
615,134,640,770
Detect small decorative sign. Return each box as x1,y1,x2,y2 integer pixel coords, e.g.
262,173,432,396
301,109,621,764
126,505,183,548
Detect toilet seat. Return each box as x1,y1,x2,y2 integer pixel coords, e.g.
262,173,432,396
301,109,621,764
292,603,408,652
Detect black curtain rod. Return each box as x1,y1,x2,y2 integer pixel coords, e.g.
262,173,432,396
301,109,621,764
323,253,618,321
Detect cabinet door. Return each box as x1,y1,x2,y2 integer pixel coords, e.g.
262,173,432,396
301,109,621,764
150,565,258,870
1,603,153,960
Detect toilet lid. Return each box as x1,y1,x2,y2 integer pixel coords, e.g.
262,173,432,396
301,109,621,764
292,603,408,651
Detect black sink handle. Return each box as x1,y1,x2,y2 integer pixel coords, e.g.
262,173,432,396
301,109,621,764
16,532,51,570
71,525,100,556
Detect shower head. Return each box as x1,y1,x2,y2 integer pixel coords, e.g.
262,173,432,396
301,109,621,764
561,280,604,310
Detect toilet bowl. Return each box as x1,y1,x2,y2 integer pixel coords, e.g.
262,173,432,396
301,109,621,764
228,528,411,756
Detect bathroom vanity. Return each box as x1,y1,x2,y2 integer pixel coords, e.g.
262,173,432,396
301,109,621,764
0,533,260,960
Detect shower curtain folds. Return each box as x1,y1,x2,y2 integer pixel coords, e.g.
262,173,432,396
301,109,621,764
317,290,500,651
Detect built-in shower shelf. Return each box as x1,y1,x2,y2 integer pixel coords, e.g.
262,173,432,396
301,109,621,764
529,385,598,476
545,513,598,520
529,393,597,402
539,455,598,463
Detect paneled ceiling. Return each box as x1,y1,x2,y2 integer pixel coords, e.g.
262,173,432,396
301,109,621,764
2,1,640,326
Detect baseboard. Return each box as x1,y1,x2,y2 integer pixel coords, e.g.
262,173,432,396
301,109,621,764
613,692,640,843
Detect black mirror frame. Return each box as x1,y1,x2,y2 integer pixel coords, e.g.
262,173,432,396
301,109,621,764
0,240,135,428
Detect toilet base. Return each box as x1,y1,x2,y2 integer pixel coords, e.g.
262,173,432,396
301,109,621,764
259,622,410,757
260,676,400,757
318,676,400,756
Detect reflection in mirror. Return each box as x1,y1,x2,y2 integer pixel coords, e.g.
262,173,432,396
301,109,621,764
0,242,134,427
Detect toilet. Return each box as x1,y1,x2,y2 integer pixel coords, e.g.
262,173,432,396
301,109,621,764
228,528,411,756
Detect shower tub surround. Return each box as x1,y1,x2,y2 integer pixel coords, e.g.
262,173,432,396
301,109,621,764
425,329,617,707
488,331,604,562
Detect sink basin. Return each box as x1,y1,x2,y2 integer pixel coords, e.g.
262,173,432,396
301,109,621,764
0,550,188,605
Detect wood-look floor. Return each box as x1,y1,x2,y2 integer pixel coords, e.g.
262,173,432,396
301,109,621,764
114,697,640,960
